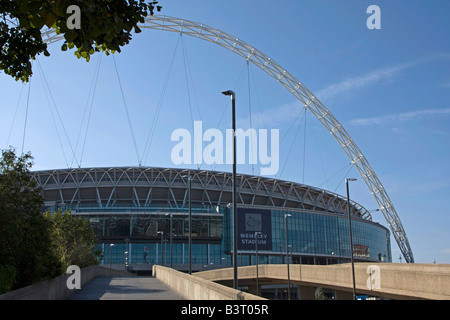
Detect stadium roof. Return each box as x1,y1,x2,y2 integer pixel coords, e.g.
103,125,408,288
32,166,372,220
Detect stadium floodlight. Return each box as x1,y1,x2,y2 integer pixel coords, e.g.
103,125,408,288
346,178,357,300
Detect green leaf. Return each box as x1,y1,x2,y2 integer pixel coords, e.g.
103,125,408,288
64,30,77,43
41,9,56,28
0,0,163,82
29,14,45,29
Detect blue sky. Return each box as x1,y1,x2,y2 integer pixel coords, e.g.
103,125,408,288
1,0,449,264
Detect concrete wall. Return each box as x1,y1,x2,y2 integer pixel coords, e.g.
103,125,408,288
0,265,134,300
152,265,266,300
195,263,450,300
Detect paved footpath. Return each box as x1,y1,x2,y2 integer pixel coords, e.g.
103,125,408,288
68,276,185,300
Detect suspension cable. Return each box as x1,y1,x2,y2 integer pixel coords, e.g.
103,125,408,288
302,107,307,183
180,34,201,170
334,163,354,192
112,54,141,166
278,107,306,179
212,61,248,172
21,73,31,155
181,34,202,122
142,34,182,165
78,54,102,168
247,60,254,175
310,115,329,190
5,84,24,149
36,60,69,167
214,61,247,131
36,59,80,167
318,162,352,189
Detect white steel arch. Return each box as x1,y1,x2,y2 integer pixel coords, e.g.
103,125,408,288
41,15,414,263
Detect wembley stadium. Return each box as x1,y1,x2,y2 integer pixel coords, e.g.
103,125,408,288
31,166,392,274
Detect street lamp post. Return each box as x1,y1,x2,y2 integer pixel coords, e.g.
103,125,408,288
285,213,292,300
124,251,128,271
157,231,164,266
166,213,173,268
109,244,115,269
222,89,238,290
124,237,130,264
346,178,357,300
254,231,261,296
124,238,130,271
183,175,192,274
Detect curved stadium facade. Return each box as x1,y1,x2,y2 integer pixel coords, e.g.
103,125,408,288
32,166,392,272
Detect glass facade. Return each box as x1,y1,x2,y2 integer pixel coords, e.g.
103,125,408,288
87,213,222,241
74,204,391,270
266,209,391,263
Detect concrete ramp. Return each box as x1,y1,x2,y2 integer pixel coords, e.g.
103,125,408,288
68,276,185,300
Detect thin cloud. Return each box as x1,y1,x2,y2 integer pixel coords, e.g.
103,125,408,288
237,101,303,128
238,63,411,128
406,179,450,197
349,108,450,126
316,53,450,102
316,64,407,102
238,54,450,128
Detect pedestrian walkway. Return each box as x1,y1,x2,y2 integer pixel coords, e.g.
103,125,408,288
68,276,186,300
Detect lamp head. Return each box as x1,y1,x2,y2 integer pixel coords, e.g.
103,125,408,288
222,90,235,97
